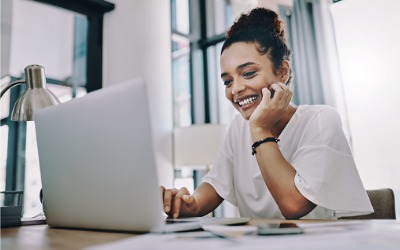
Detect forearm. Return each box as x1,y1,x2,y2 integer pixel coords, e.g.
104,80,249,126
192,182,223,217
251,131,315,219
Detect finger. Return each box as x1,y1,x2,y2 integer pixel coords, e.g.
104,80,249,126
270,83,284,100
261,87,272,102
159,186,166,196
277,82,293,103
182,194,195,204
163,188,178,213
172,187,190,218
160,186,166,211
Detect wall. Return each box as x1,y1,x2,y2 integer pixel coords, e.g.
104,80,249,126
331,0,400,215
103,0,174,187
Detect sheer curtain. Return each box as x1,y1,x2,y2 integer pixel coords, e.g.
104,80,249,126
283,0,351,142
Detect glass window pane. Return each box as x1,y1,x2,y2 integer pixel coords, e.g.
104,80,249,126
172,33,191,127
206,0,233,36
171,0,190,34
9,0,75,80
1,125,9,191
24,122,41,217
0,77,11,119
172,53,192,127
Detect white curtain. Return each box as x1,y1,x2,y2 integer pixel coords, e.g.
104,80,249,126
286,0,351,142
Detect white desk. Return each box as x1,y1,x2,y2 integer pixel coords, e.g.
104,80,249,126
2,219,400,250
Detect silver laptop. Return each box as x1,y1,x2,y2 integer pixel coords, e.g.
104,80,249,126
34,78,249,233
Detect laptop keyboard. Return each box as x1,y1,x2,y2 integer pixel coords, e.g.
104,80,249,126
165,218,200,224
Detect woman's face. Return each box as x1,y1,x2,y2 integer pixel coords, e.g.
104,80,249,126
220,42,283,120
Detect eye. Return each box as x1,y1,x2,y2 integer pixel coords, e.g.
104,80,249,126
243,71,256,78
223,79,232,87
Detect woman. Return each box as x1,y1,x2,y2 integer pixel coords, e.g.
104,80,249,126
161,7,373,219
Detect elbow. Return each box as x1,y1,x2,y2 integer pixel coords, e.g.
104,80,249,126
280,200,316,220
281,210,304,220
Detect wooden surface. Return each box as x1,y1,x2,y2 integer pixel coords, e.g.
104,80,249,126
1,224,135,250
3,218,399,250
1,218,339,250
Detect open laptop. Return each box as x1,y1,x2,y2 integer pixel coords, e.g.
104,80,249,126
34,78,249,233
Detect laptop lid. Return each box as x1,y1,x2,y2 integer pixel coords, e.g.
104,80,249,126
34,78,250,233
35,78,169,232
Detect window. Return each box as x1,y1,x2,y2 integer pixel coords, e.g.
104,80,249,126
171,0,192,127
170,0,257,216
0,0,113,217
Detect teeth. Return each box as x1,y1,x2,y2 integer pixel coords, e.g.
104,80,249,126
238,96,257,107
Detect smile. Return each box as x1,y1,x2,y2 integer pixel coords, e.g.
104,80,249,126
235,96,258,107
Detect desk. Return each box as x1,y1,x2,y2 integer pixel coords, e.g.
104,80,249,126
1,224,133,250
2,219,400,250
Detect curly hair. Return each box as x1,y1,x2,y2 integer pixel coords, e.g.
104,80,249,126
221,8,292,84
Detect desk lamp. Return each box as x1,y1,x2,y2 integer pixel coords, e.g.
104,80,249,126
173,124,227,171
0,64,59,226
0,64,60,121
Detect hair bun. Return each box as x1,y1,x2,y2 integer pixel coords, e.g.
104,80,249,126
227,8,285,41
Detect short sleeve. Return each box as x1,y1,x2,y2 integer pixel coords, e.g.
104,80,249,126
201,123,238,206
292,108,373,216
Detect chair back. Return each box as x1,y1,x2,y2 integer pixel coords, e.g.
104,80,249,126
340,188,396,219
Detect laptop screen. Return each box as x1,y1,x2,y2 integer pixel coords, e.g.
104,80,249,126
35,78,166,232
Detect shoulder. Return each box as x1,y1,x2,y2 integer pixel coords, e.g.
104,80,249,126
295,105,346,144
297,105,342,125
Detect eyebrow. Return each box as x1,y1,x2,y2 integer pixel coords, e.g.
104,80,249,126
220,62,257,78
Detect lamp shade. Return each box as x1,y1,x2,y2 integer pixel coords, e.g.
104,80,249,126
1,65,60,121
174,124,227,168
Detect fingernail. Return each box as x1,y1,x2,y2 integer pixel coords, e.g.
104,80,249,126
165,206,169,212
173,213,178,218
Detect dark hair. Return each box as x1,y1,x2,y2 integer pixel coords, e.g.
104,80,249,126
221,8,292,84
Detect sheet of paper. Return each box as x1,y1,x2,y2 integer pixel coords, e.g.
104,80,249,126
85,220,400,250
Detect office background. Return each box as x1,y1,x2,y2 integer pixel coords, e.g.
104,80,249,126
1,0,399,218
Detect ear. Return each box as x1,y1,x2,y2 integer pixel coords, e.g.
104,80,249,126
279,60,290,84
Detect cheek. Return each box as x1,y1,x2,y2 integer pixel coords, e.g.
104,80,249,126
225,88,232,100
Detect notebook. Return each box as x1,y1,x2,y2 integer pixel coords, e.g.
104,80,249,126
34,78,249,233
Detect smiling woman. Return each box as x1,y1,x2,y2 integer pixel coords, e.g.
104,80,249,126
161,6,373,220
220,42,291,121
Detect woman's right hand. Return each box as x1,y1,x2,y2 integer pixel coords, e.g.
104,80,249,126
159,186,198,218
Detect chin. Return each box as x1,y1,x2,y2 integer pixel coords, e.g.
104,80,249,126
233,104,253,120
239,109,252,120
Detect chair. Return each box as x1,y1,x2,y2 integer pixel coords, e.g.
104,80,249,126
340,188,396,219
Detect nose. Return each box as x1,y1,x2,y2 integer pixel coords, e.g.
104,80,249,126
231,79,246,95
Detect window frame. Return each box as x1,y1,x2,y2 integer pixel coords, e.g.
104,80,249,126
1,0,115,192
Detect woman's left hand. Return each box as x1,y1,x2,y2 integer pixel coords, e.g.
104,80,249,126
249,82,293,132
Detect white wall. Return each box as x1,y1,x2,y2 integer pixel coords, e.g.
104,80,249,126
103,0,174,187
331,0,400,215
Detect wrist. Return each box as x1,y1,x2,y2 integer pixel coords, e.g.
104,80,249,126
249,126,274,141
251,137,280,155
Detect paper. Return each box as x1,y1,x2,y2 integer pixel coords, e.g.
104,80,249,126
85,220,400,250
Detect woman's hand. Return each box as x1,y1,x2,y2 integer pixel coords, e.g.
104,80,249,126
249,82,293,132
159,186,198,218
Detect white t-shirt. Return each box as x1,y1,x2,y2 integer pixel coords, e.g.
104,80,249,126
202,105,373,219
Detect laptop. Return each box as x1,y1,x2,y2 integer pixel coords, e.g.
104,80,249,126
34,78,249,233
